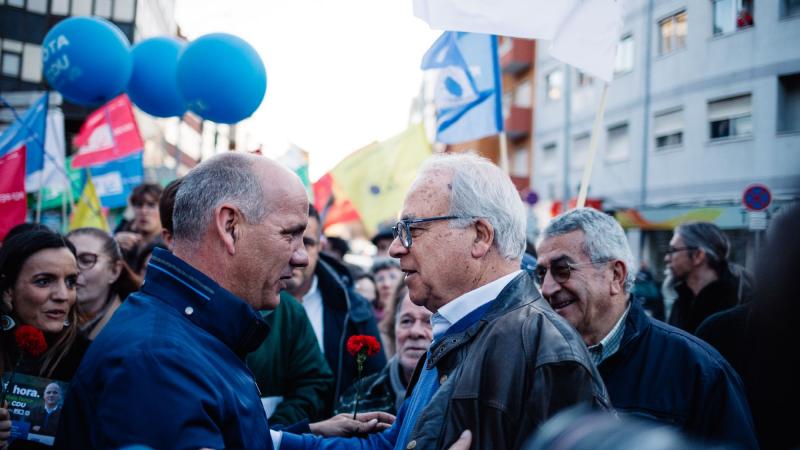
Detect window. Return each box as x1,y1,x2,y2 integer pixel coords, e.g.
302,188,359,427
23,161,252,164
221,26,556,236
21,44,42,83
1,52,21,77
546,70,563,102
572,133,590,168
113,0,136,22
7,0,24,7
502,91,512,119
615,34,634,75
94,0,113,18
606,123,630,161
541,142,558,175
708,94,752,140
713,0,754,35
659,11,688,55
654,109,684,149
511,147,529,177
514,79,532,108
778,73,800,133
783,0,800,17
27,0,46,13
51,0,70,14
71,0,92,16
576,71,593,88
1,40,23,77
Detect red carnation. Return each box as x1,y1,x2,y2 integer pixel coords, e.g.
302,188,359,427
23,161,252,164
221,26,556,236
1,325,49,405
346,335,382,418
346,335,381,358
14,325,48,358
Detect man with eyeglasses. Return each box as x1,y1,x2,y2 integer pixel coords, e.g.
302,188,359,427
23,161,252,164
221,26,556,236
278,153,609,450
536,208,757,447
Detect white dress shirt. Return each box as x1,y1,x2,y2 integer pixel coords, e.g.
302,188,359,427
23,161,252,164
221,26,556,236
430,270,522,340
300,275,325,353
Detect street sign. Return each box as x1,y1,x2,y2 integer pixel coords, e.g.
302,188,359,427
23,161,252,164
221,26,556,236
742,184,771,212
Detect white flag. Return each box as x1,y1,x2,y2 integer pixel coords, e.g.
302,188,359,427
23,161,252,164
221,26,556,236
413,0,623,82
25,109,69,193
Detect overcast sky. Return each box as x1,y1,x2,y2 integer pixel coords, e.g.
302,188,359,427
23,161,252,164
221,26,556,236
174,0,440,179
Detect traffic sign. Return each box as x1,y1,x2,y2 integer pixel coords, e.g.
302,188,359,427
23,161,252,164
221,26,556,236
742,184,771,212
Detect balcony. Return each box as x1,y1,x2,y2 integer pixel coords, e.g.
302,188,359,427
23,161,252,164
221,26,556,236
500,38,534,75
504,106,532,140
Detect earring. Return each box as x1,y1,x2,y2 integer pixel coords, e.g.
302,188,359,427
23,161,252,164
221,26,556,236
63,318,71,327
1,314,15,331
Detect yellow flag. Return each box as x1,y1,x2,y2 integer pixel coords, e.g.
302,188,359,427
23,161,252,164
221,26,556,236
69,174,109,232
330,123,432,234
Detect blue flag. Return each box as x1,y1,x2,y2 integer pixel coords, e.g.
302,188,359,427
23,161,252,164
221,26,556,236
0,93,48,176
421,32,503,144
82,151,144,209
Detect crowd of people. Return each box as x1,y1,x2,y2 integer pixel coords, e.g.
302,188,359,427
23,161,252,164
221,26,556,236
0,151,797,450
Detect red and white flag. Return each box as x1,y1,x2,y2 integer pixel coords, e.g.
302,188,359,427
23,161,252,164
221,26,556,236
71,94,144,169
0,146,27,241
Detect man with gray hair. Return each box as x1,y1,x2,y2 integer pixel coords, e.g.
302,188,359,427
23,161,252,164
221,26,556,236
536,208,757,447
57,153,390,449
279,153,609,450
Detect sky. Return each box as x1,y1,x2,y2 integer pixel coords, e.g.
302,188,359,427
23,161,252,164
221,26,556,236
174,0,440,180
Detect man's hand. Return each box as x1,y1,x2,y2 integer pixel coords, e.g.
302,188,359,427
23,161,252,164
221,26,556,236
309,412,395,437
448,430,472,450
115,232,142,252
1,404,11,449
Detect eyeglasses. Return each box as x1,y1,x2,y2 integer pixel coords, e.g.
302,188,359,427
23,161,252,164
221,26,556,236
76,252,99,271
533,258,611,286
664,246,696,257
392,215,477,249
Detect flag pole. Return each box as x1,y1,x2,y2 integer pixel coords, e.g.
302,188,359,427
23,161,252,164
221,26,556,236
35,170,45,223
499,131,510,175
575,83,609,209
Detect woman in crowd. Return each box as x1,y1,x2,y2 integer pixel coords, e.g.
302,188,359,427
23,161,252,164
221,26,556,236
335,290,432,415
354,272,378,311
379,283,408,358
1,229,90,449
66,228,141,340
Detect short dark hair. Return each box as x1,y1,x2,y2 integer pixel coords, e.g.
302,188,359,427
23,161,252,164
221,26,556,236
159,178,182,234
326,236,350,257
130,183,163,207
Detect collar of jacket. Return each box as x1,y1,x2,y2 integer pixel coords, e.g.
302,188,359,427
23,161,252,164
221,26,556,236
142,248,269,358
314,255,372,323
426,271,535,368
612,297,650,360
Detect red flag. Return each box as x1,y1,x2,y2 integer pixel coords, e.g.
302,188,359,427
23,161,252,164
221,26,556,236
312,173,360,230
0,146,27,241
71,94,144,169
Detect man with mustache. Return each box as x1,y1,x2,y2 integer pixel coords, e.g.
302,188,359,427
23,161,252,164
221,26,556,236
536,207,758,447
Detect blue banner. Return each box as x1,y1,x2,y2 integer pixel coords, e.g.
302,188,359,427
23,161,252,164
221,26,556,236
0,93,48,175
81,151,144,209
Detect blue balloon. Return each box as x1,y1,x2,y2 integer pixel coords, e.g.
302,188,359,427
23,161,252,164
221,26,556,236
128,37,186,118
42,16,132,107
177,33,267,124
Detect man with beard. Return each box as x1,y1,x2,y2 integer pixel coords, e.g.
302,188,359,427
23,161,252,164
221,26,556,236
536,208,757,447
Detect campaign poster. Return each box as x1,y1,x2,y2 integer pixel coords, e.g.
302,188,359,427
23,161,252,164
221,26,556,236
1,373,69,446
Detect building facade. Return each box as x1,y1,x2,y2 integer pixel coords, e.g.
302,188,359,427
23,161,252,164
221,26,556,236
532,0,800,272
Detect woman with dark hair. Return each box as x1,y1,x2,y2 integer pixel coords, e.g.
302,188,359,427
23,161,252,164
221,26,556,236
1,229,90,449
66,228,141,340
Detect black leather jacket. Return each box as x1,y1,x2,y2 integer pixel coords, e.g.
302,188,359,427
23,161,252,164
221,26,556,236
403,272,611,450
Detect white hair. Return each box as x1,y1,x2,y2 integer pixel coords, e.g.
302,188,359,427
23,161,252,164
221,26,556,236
416,153,526,260
542,208,636,292
173,152,269,245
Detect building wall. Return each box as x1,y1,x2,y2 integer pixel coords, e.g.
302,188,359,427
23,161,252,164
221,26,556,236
532,0,800,268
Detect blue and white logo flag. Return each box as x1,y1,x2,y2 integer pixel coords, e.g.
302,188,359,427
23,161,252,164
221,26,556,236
0,93,48,183
421,32,503,144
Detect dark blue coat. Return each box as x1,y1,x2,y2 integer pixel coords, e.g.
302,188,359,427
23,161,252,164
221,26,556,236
315,254,387,404
599,300,758,448
55,248,274,450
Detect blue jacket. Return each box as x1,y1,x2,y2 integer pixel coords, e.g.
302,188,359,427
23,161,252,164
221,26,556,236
55,248,274,450
599,300,758,448
315,254,387,405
